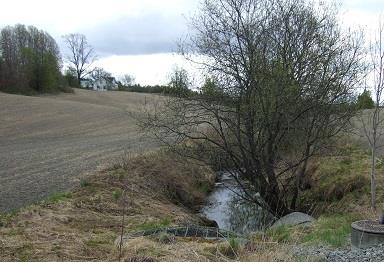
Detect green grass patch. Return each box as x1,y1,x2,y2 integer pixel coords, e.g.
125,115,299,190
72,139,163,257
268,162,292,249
195,180,211,193
136,217,171,231
302,214,362,247
45,192,72,204
266,225,292,243
84,232,116,249
0,210,18,227
80,178,90,187
298,142,375,214
266,213,363,247
85,238,111,247
112,189,123,200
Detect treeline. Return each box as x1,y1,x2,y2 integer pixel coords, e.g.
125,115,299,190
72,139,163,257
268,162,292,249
118,67,198,97
119,84,168,93
0,24,71,95
118,84,195,96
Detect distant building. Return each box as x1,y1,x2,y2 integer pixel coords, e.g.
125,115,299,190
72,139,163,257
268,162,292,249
80,76,118,91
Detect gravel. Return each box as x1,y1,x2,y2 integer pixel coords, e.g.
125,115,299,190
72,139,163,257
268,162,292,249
326,244,384,262
292,243,384,261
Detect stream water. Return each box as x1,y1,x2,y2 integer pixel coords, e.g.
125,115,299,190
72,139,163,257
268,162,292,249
201,172,274,234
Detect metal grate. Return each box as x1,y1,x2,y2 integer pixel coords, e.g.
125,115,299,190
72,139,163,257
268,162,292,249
352,220,384,233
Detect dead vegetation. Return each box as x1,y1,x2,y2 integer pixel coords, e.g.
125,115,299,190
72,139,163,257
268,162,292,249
0,150,216,261
0,149,322,262
296,139,384,216
1,125,384,261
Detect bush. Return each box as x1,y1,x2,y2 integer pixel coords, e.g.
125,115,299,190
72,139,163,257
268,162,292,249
356,90,375,109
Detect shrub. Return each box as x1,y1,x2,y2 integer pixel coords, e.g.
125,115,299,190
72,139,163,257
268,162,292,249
356,90,375,109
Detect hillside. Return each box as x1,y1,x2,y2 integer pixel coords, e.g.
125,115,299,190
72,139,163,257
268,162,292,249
2,90,384,261
0,89,160,211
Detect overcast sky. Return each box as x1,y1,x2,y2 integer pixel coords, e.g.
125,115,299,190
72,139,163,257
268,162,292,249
1,0,383,85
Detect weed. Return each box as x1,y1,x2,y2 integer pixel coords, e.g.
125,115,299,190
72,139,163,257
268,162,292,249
0,211,18,227
266,225,291,243
80,179,90,187
217,237,241,259
155,232,176,244
113,189,122,200
137,218,171,231
44,192,72,204
195,181,211,193
85,238,109,247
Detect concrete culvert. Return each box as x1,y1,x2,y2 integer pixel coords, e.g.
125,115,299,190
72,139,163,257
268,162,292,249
351,220,384,249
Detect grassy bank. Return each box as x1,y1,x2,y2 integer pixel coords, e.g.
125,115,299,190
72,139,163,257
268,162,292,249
0,150,218,261
265,138,382,249
1,137,382,261
297,141,379,216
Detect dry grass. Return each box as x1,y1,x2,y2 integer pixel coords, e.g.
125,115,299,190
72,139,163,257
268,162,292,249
297,139,384,216
0,149,310,262
0,150,215,261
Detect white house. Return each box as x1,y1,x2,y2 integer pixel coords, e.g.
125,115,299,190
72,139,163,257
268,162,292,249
80,75,118,91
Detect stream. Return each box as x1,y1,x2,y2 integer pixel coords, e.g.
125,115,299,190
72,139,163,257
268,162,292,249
201,171,275,234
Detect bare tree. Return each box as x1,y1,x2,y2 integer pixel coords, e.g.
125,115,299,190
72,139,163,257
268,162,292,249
119,74,135,87
141,0,365,217
361,20,384,210
63,33,96,85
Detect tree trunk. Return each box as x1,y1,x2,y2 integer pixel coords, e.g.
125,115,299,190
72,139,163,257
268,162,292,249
264,189,290,217
371,141,377,210
77,72,81,86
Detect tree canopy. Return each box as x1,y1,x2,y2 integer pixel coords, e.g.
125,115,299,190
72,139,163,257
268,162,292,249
142,0,366,217
357,90,375,110
0,24,63,94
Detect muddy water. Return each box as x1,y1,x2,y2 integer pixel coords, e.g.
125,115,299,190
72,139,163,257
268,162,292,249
201,172,274,234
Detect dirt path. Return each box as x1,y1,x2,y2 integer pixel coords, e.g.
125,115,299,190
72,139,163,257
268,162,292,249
0,89,159,212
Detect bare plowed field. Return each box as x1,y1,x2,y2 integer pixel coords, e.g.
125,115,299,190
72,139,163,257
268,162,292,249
0,89,159,211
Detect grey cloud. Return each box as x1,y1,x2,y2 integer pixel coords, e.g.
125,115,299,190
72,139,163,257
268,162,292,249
83,13,188,56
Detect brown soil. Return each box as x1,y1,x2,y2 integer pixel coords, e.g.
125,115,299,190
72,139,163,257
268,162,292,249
0,89,161,211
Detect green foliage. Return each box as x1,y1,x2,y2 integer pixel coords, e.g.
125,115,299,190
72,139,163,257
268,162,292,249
200,77,223,98
0,24,63,94
168,67,191,97
64,70,79,88
356,90,375,109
